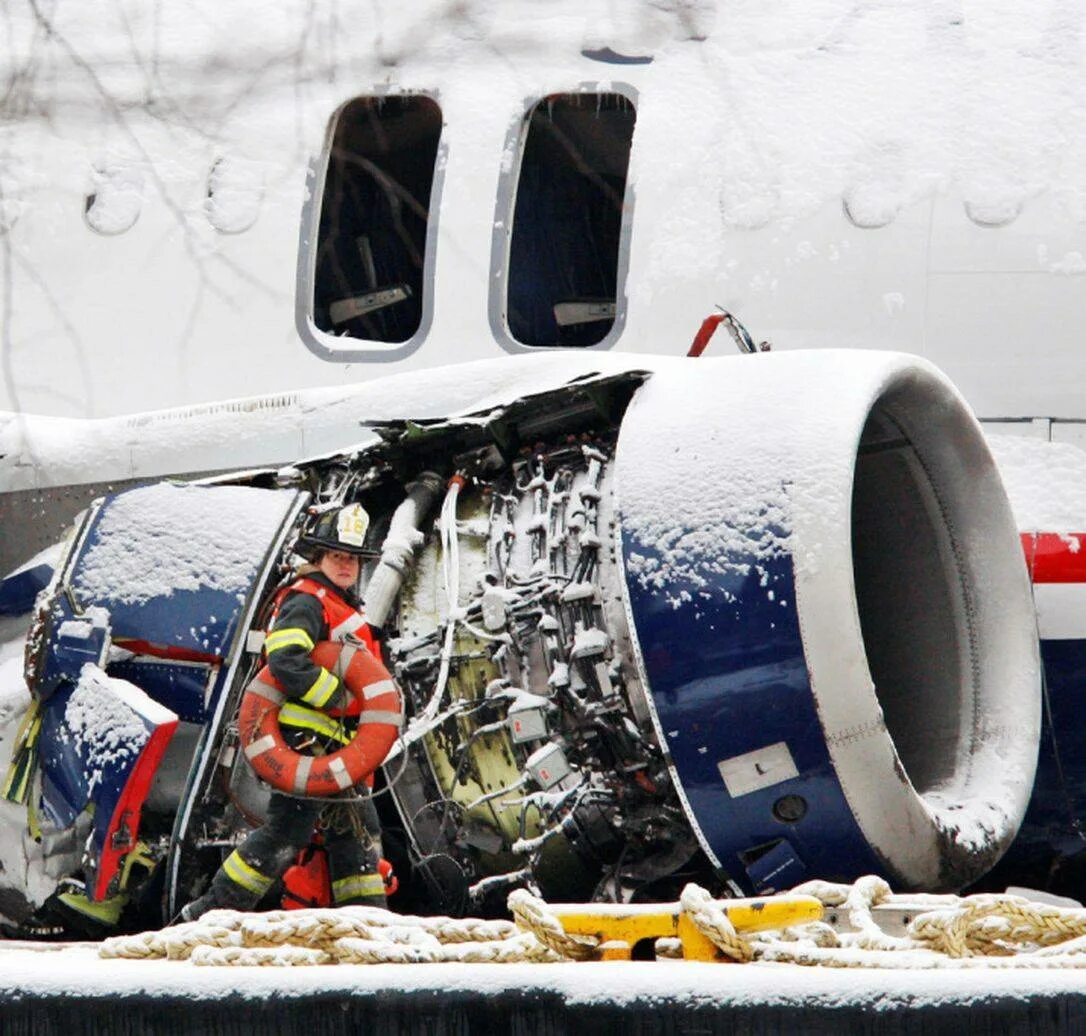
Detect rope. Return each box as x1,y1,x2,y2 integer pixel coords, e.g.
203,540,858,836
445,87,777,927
98,877,1086,969
101,912,245,960
679,883,754,962
101,902,558,966
335,931,561,964
507,889,600,961
192,945,333,967
762,879,1086,968
908,894,1086,958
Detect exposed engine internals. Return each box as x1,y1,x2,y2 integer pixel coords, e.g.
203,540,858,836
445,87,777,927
373,433,705,913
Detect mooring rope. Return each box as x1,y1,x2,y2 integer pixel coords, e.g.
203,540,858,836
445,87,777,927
98,877,1086,968
101,904,565,966
677,883,754,962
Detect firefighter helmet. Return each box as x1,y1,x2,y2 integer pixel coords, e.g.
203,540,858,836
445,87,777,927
298,503,378,559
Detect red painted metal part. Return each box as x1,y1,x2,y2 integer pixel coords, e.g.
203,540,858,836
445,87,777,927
93,716,179,900
688,313,727,357
1021,532,1086,584
111,638,221,665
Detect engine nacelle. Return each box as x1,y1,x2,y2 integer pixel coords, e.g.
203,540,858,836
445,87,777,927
616,353,1041,893
377,352,1040,904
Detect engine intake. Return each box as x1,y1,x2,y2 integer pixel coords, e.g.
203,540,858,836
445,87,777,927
617,352,1040,892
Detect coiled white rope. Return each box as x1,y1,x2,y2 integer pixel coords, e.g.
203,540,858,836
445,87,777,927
101,904,565,966
752,877,1086,969
99,877,1086,968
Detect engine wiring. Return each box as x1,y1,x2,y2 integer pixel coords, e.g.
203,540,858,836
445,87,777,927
380,432,704,910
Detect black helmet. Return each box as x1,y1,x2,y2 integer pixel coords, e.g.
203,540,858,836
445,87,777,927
298,503,379,559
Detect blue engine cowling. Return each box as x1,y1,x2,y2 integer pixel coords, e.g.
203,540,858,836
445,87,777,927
19,481,305,899
614,353,1041,893
371,353,1042,902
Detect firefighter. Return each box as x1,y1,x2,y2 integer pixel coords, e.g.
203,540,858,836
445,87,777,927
180,502,391,921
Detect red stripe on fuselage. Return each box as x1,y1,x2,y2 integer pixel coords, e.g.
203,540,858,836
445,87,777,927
1021,532,1086,584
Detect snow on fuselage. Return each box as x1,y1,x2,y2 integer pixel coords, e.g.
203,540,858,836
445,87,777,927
4,0,1086,572
2,1,1086,423
975,435,1086,891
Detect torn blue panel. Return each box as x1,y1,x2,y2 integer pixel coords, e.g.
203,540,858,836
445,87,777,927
744,839,809,895
65,484,301,661
34,597,111,703
35,668,178,898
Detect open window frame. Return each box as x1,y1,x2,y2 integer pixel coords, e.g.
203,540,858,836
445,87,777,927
489,83,639,354
296,90,446,363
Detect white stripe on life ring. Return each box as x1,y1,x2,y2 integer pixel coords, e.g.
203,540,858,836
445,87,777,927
362,679,396,700
244,734,277,759
331,613,367,641
328,756,353,789
293,755,313,795
335,643,359,678
246,682,286,706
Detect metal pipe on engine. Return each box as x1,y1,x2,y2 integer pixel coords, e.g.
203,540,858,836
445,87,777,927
363,470,443,629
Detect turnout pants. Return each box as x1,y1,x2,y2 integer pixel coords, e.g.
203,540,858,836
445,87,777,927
186,793,385,919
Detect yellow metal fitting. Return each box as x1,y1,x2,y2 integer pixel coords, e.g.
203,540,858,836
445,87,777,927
548,894,823,962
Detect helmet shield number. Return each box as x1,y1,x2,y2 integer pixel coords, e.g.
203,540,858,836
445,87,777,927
336,503,369,549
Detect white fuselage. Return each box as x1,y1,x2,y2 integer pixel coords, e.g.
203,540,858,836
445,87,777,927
3,1,1086,435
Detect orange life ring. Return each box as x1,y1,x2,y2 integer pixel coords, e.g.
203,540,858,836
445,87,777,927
238,640,402,797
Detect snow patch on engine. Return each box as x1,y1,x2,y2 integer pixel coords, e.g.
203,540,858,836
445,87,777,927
63,666,161,795
72,483,290,605
57,605,111,644
619,444,792,589
616,354,865,595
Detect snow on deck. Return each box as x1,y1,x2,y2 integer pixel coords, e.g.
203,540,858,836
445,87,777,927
2,940,1084,1036
2,943,1086,1011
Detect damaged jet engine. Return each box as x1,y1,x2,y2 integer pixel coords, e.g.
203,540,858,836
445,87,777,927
0,353,1041,932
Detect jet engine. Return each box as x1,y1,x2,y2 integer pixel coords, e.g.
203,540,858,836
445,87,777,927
1,351,1042,926
353,353,1040,909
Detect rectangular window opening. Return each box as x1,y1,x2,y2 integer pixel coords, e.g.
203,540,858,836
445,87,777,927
506,93,636,348
313,95,442,345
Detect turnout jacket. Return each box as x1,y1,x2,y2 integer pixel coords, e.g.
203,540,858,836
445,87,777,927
264,570,381,746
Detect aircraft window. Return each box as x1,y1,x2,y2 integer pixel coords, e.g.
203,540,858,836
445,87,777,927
503,92,636,348
84,164,143,235
312,95,442,345
205,157,264,234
